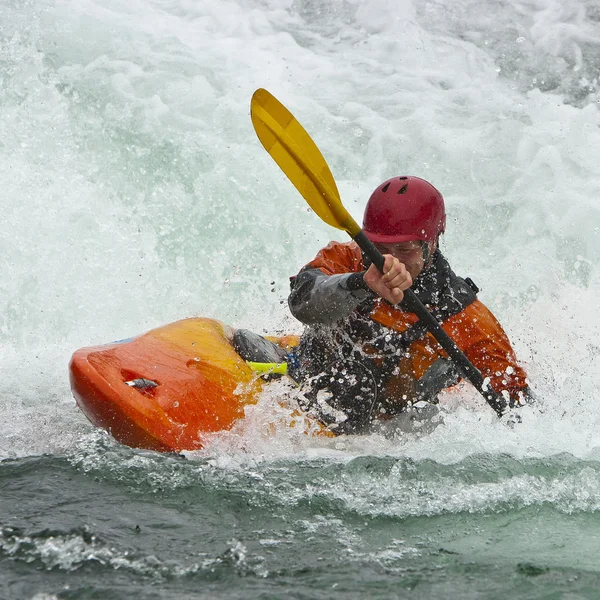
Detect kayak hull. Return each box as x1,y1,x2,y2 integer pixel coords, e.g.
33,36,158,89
69,318,283,452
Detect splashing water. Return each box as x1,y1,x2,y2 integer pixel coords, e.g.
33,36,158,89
1,0,600,597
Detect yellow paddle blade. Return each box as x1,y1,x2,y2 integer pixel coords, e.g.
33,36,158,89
251,88,361,238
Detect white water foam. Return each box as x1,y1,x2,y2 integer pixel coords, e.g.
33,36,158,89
0,0,598,461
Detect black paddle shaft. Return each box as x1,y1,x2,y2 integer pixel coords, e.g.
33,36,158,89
353,231,507,417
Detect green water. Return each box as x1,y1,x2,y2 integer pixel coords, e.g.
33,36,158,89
3,438,600,599
2,0,600,597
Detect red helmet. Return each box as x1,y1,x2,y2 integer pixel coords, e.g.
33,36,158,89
362,176,446,243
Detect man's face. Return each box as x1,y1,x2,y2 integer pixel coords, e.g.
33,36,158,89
374,240,434,280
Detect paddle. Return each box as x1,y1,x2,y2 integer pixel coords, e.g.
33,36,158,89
250,88,507,417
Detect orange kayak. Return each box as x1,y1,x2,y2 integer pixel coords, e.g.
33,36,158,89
69,318,302,452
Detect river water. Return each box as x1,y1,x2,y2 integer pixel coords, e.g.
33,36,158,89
1,0,600,598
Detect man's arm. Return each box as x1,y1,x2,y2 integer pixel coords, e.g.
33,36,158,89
288,240,412,325
445,300,532,407
288,268,374,325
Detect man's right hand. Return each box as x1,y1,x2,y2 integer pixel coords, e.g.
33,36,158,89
363,254,412,305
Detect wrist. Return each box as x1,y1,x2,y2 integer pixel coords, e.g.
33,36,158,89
343,271,375,299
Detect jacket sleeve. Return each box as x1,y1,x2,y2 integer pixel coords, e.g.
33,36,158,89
288,268,374,325
444,300,530,404
288,241,375,325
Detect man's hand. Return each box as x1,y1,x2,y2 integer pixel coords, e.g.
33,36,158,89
363,254,412,305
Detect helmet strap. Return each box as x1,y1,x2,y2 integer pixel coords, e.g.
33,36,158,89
421,239,437,270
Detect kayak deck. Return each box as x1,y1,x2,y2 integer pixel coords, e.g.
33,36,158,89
69,318,286,452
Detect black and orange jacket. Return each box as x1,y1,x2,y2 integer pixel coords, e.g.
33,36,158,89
288,241,529,409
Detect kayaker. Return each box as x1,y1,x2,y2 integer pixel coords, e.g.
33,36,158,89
287,175,532,433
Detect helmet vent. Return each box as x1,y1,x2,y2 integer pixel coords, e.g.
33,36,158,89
397,183,408,194
399,176,408,180
381,182,391,193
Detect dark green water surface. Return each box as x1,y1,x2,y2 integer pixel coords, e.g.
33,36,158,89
2,437,600,599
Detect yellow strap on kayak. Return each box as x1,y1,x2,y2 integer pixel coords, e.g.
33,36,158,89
246,361,288,376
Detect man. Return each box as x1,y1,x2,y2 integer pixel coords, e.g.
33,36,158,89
287,176,531,433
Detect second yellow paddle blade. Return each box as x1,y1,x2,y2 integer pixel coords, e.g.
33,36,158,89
250,88,361,238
